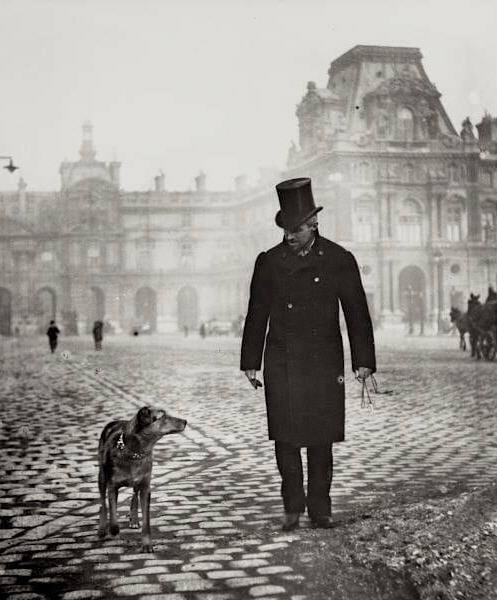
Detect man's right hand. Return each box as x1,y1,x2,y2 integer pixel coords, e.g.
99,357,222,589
245,370,263,389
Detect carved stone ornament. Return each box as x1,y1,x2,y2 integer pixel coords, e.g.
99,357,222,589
440,134,459,148
351,131,373,147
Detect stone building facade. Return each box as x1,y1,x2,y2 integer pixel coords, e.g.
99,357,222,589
275,44,497,331
1,45,496,336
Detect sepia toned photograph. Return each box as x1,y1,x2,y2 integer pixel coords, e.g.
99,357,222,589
1,1,497,598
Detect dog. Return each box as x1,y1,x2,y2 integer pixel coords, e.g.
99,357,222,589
98,406,187,551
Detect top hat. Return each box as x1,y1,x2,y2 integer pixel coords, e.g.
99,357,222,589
275,177,322,231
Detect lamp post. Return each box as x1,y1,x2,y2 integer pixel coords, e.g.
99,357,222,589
433,249,444,334
0,156,19,173
479,257,495,289
404,285,415,335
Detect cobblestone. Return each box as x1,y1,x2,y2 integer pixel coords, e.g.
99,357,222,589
1,334,496,599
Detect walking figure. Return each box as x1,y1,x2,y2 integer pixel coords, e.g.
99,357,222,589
92,320,104,351
46,320,60,354
241,178,376,531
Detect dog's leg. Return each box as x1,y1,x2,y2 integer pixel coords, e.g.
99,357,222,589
129,488,140,529
97,466,108,538
139,486,152,552
108,485,120,537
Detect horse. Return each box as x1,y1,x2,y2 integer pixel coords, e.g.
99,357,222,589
467,290,497,360
485,286,497,303
449,307,469,351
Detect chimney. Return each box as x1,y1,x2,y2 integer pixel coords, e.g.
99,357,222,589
234,174,248,192
476,113,497,153
195,170,206,192
154,171,165,192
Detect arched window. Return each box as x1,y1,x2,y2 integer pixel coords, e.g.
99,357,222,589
481,203,497,243
377,114,390,139
355,199,375,242
446,202,463,242
398,199,422,244
397,107,414,142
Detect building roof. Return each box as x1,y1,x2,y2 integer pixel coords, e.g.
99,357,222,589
329,44,423,74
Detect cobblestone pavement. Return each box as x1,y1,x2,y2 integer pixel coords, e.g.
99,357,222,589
0,332,496,599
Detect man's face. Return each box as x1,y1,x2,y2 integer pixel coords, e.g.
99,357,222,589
284,220,316,252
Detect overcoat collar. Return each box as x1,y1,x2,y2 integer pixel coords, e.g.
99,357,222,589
277,232,326,274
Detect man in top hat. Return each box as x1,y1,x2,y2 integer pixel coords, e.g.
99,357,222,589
240,177,376,530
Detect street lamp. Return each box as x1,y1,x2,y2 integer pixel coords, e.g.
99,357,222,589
0,156,19,173
433,249,444,334
404,285,415,334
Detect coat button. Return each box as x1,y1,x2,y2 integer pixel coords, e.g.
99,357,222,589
318,250,324,256
314,276,320,283
287,303,293,309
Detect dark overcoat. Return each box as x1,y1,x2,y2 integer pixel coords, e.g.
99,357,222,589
240,233,376,446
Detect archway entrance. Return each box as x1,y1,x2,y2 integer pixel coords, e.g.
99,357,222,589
0,288,12,336
34,287,57,333
135,287,157,332
89,287,105,321
177,286,198,332
399,265,426,331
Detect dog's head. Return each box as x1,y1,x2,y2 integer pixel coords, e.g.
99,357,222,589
134,406,187,439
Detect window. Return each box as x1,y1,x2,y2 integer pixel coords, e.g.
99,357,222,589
182,211,192,227
398,199,422,244
180,239,194,269
355,200,375,242
181,240,193,257
136,239,154,271
480,169,493,187
377,114,390,139
403,163,415,183
0,247,13,271
449,163,460,183
446,204,463,242
107,242,119,267
481,206,496,243
397,107,414,142
87,243,100,268
352,162,371,184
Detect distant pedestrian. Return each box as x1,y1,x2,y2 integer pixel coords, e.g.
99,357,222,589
46,320,60,354
183,325,189,337
199,322,206,338
92,320,104,350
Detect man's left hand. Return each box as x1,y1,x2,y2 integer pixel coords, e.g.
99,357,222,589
356,367,373,381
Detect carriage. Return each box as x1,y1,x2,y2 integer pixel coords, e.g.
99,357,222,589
451,288,497,361
467,288,497,361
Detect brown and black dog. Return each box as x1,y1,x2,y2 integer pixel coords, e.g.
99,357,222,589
98,406,187,551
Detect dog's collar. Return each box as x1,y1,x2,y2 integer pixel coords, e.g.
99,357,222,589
116,431,151,461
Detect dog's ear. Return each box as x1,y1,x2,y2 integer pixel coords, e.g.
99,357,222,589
136,406,153,430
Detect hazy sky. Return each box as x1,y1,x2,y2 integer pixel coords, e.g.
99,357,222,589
1,0,496,192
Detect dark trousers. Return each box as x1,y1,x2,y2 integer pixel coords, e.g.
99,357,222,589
275,441,333,519
49,338,57,353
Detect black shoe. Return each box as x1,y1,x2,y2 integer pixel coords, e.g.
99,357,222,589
310,515,334,529
282,512,300,531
